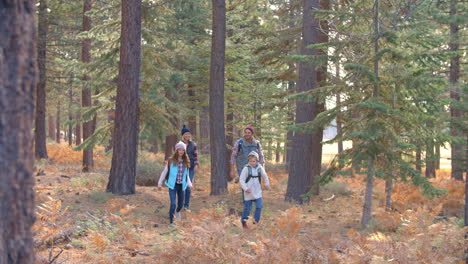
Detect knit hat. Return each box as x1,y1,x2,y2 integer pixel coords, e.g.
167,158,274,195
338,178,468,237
181,125,190,135
248,151,259,161
175,141,186,151
244,125,255,134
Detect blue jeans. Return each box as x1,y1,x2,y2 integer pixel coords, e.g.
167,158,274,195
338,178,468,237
241,198,263,223
183,167,195,208
169,183,184,223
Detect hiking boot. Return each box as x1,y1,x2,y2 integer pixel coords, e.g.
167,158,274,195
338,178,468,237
175,211,182,220
242,222,248,229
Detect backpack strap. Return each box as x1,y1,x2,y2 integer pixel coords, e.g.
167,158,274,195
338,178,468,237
237,138,244,153
245,166,261,184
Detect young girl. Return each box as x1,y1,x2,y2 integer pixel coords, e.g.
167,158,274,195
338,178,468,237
158,141,192,226
239,151,270,228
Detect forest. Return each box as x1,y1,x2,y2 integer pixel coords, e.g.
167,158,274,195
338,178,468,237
0,0,466,263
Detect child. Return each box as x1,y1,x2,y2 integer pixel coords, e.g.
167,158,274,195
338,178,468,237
158,141,192,226
239,151,270,228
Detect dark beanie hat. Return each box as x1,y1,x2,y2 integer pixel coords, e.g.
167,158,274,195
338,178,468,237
181,125,190,135
245,125,255,134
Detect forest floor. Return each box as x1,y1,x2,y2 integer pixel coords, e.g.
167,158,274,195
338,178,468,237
34,143,465,264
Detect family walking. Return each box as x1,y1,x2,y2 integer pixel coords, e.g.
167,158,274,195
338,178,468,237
158,125,270,229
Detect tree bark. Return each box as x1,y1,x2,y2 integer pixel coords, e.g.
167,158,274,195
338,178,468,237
75,112,82,145
361,157,375,228
426,137,436,178
68,74,74,146
105,110,114,153
56,101,61,143
149,138,159,153
107,0,142,195
385,179,393,211
276,141,281,163
362,0,379,229
209,0,228,195
285,0,320,203
0,2,37,262
164,135,178,160
449,0,463,181
286,79,295,166
35,0,48,159
82,0,93,172
416,145,422,173
48,114,56,141
336,60,343,156
188,88,197,138
199,105,210,154
226,102,234,181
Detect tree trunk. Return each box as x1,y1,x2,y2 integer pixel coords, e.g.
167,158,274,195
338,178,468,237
426,137,436,178
254,102,262,138
416,145,422,173
0,2,37,262
75,112,82,145
464,136,468,226
310,0,329,194
276,141,281,163
286,0,321,203
362,0,379,229
286,79,295,166
209,0,228,195
385,179,393,211
35,0,48,159
56,102,61,143
226,102,234,181
49,114,56,141
149,138,159,153
336,61,343,156
82,0,93,172
449,0,463,181
164,135,178,160
105,110,114,153
361,157,375,228
188,88,197,138
107,0,142,195
285,0,296,166
435,144,440,170
267,138,273,161
199,105,210,154
68,74,74,146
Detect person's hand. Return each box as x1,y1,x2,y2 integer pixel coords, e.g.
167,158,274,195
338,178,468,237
158,186,162,191
264,185,270,190
245,189,251,193
194,164,199,171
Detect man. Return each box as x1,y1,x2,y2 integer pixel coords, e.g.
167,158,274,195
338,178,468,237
181,125,199,211
230,125,265,181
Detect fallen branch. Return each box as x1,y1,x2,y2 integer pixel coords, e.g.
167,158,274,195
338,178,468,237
35,226,82,249
323,194,335,201
48,248,64,264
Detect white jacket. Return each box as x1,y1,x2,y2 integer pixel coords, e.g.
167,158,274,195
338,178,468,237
239,165,270,201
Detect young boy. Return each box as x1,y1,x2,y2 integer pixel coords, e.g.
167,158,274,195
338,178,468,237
239,151,270,228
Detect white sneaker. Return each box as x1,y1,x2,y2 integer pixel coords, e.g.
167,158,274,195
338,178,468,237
169,223,176,228
175,212,182,220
